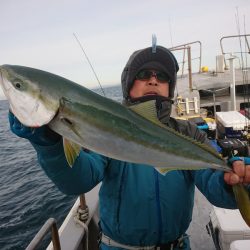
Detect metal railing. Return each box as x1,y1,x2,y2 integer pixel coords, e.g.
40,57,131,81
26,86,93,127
26,194,89,250
26,218,61,250
169,40,202,75
220,34,250,69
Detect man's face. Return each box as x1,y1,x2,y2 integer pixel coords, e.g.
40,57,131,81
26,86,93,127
129,69,170,99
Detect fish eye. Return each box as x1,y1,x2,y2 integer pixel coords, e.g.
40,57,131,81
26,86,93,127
14,81,22,89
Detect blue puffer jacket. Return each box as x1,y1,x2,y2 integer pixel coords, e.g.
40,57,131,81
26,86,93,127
30,119,237,250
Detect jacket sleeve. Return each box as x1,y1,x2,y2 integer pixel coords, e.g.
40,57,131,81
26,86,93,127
191,169,237,208
31,139,109,195
174,119,237,208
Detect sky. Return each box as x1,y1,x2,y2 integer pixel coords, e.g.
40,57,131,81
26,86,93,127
0,0,250,99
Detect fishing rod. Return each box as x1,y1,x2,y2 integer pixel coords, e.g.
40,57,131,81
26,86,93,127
73,33,106,96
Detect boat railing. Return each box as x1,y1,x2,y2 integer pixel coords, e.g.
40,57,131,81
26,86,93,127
26,193,91,250
220,34,250,69
169,40,202,76
26,218,61,250
169,41,202,92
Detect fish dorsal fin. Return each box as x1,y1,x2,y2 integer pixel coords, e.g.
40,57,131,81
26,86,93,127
129,100,164,127
63,138,81,167
129,100,224,162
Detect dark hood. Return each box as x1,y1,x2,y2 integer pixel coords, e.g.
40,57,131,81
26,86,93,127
121,45,179,100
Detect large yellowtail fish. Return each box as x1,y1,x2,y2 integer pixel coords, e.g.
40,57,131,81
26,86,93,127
0,65,249,226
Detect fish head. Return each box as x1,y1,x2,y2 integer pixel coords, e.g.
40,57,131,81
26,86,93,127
0,65,59,127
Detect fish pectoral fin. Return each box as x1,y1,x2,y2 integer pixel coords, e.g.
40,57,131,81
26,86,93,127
63,137,81,167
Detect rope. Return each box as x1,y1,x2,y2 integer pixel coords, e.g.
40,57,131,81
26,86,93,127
73,205,90,250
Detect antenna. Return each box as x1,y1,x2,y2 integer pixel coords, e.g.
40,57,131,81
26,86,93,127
73,33,106,96
168,18,174,47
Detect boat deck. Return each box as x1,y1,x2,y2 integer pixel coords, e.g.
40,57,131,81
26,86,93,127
176,68,250,96
188,188,215,249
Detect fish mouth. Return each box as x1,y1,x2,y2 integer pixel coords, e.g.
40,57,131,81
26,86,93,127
0,67,11,97
0,68,5,88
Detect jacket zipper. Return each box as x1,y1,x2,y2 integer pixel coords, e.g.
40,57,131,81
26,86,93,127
154,169,162,244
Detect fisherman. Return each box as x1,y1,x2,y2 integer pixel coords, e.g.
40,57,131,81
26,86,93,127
9,45,250,250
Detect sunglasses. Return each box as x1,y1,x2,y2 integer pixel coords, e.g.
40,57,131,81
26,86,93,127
135,70,170,83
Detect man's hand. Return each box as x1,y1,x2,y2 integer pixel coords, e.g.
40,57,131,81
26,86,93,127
224,159,250,185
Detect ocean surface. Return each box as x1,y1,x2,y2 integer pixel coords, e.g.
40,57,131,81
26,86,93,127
0,85,215,250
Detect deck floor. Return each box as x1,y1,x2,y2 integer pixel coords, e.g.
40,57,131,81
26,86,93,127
187,188,216,250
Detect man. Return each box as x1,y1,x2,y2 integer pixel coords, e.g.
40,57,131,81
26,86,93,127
9,45,250,250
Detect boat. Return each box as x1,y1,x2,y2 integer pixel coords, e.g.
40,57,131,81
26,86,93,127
170,36,250,119
26,34,250,250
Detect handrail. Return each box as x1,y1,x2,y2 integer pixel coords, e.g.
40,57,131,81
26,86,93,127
169,45,193,91
220,34,250,69
26,218,61,250
169,41,202,73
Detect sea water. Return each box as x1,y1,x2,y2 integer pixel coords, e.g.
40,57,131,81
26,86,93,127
0,85,215,250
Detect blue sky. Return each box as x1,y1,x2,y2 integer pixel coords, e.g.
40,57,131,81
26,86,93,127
0,0,250,99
